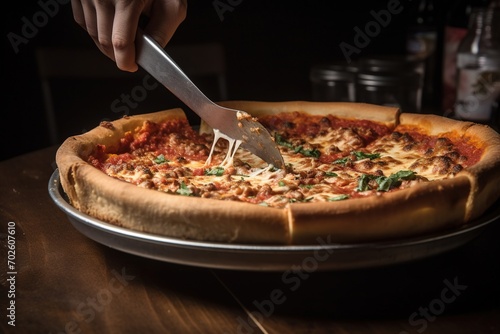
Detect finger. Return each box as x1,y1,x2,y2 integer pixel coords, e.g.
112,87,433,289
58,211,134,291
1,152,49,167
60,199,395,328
71,0,86,29
111,1,144,72
145,0,187,47
94,1,116,61
78,0,99,44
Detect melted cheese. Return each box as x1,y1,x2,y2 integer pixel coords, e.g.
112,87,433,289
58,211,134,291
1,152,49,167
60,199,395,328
206,129,243,167
94,113,475,209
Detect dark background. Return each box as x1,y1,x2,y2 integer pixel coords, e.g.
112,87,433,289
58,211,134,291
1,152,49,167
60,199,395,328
2,0,456,161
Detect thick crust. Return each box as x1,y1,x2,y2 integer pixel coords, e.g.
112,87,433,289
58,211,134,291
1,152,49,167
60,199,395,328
399,112,475,135
56,109,290,244
215,100,400,128
62,163,290,244
289,176,471,244
56,103,500,245
399,113,500,222
460,124,500,220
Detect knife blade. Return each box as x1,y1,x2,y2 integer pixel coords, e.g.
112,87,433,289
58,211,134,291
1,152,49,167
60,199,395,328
135,31,285,169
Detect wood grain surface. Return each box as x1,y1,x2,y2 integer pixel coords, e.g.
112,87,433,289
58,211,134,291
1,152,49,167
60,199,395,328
1,146,499,334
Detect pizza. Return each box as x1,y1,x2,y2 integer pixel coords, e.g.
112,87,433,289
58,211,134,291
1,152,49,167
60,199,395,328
56,101,500,244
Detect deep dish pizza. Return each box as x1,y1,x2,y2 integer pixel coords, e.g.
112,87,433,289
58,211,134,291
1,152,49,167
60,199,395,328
56,101,500,244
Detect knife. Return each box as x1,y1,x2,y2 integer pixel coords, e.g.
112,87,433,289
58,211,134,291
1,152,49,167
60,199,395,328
135,31,285,169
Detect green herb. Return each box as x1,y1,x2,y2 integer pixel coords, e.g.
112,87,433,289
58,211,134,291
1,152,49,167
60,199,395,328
302,148,321,158
333,157,349,165
352,151,380,160
328,194,349,201
269,165,279,172
356,170,417,192
274,133,321,158
205,166,225,176
333,151,381,165
356,174,373,192
176,182,193,196
153,154,168,164
377,170,416,192
278,180,286,187
325,172,338,177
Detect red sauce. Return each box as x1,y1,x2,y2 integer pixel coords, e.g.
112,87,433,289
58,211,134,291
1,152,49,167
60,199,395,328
396,125,484,167
259,112,391,144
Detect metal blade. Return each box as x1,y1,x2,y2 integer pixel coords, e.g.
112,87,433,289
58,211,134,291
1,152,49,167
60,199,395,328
135,31,284,169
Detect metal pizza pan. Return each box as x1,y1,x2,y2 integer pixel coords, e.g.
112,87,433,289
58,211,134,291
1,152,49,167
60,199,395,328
48,170,500,271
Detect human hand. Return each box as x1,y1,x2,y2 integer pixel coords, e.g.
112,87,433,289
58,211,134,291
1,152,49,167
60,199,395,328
71,0,187,72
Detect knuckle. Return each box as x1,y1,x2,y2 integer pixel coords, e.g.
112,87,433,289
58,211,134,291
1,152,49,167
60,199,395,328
98,37,113,50
111,35,131,51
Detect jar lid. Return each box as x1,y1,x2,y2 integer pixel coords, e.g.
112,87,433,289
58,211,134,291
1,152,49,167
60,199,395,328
357,71,422,87
309,63,358,82
359,55,424,73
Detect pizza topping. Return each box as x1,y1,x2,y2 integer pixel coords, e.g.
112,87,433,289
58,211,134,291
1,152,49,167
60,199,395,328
274,133,321,158
86,111,484,209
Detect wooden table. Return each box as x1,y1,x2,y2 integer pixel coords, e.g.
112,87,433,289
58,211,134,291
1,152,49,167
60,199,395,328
1,146,499,334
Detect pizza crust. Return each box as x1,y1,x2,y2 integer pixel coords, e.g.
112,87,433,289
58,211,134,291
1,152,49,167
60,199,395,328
289,176,471,243
460,124,500,220
217,100,400,129
56,102,500,245
398,112,475,135
399,113,500,222
56,109,290,244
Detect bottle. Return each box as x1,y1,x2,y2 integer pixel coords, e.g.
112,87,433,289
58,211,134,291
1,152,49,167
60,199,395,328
442,0,489,115
455,0,500,129
406,0,438,107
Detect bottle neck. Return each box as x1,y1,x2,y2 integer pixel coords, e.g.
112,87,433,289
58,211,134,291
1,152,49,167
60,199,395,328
463,7,500,53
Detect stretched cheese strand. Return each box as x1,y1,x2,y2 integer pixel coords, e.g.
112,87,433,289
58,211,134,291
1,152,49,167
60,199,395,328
205,129,243,167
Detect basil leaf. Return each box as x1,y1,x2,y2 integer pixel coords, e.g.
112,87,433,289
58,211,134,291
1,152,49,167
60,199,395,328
325,172,338,177
333,151,380,165
356,174,374,192
275,133,321,158
153,154,168,164
333,157,349,165
352,151,380,160
392,170,417,180
376,170,417,192
300,148,321,158
328,194,349,201
274,133,294,150
205,166,225,176
176,182,193,196
376,176,396,192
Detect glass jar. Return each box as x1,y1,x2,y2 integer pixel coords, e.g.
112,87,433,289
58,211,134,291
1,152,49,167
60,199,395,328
356,71,423,112
309,63,357,102
356,55,424,112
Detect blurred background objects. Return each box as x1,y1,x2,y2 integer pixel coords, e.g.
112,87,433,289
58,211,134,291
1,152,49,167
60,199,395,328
1,0,473,160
